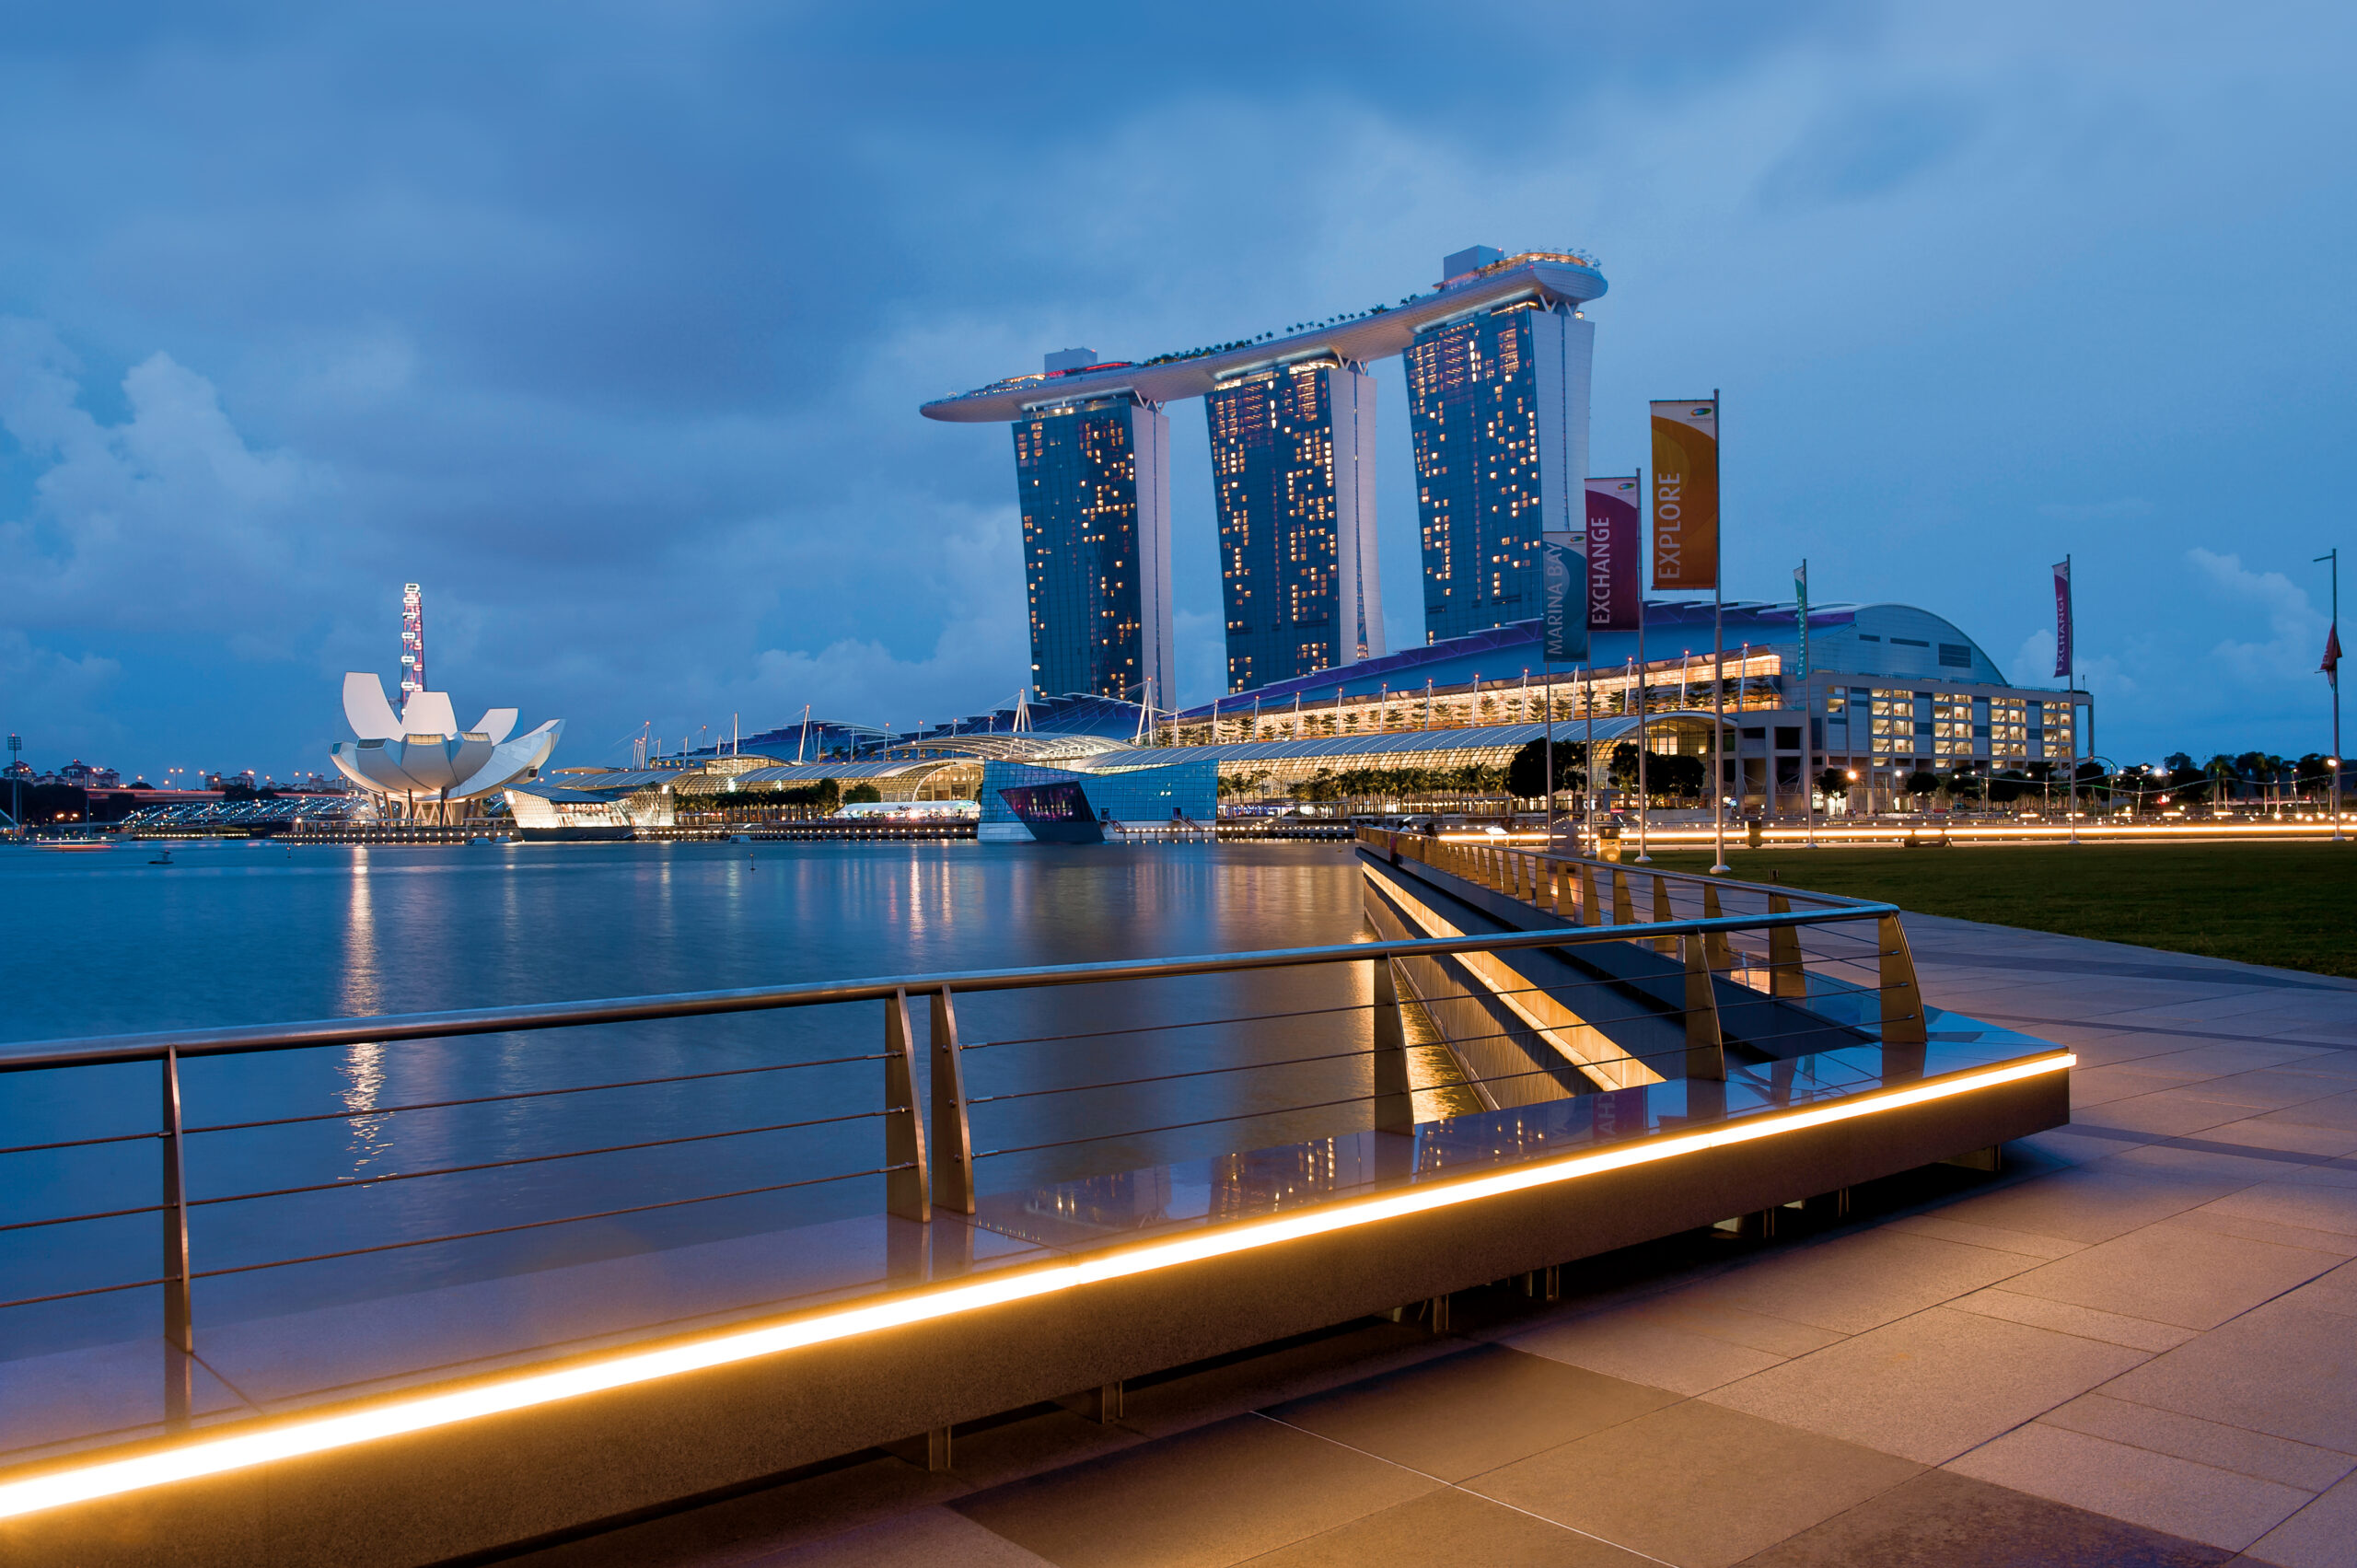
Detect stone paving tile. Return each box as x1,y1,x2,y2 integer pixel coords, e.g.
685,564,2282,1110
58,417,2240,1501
2183,1070,2357,1112
1233,1486,1652,1568
2098,1295,2357,1453
2200,1117,2357,1157
2165,1207,2357,1260
1656,1226,2034,1336
1732,1466,2231,1568
1118,1321,1454,1440
2286,1258,2357,1314
2073,1065,2215,1109
1702,1306,2147,1465
951,1415,1438,1568
1926,1162,2242,1245
1262,1344,1678,1484
2191,1180,2357,1237
749,1506,1055,1567
2105,1140,2329,1184
1946,1285,2198,1353
1501,1308,1791,1396
1470,1400,1923,1568
1995,1217,2344,1330
2038,1393,2357,1493
2244,1469,2357,1568
1882,1213,2089,1259
2076,1093,2279,1139
2242,1090,2357,1132
1947,1422,2314,1553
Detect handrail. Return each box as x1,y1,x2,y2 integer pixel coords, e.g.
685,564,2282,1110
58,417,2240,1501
0,903,1897,1074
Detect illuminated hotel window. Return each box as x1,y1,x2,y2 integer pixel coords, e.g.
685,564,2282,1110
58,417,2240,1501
1933,695,1974,758
1988,698,2028,760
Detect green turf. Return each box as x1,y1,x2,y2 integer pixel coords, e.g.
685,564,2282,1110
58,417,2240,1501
1642,842,2357,981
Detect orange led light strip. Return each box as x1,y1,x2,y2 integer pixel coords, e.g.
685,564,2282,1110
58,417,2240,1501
0,1051,2071,1520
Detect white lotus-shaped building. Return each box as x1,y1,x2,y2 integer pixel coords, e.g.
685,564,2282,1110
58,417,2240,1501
330,674,563,821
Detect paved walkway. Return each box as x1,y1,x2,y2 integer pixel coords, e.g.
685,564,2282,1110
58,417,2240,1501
508,918,2357,1568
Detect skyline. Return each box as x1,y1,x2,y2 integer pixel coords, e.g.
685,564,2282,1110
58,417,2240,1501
1,3,2351,779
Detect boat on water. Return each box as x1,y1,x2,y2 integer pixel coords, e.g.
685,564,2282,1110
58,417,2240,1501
34,838,114,853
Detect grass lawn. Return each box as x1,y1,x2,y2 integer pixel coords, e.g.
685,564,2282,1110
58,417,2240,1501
1643,842,2356,981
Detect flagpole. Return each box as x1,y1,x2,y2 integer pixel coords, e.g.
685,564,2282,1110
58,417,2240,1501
1634,596,1650,863
1710,388,1729,875
2322,548,2343,842
1800,558,1816,849
2065,552,2079,845
1584,662,1595,855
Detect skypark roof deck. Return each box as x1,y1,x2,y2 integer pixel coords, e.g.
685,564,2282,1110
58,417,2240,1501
921,252,1607,422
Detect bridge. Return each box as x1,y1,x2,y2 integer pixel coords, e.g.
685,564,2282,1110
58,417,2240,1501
0,840,2070,1565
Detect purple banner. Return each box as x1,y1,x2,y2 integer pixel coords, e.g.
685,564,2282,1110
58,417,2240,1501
2052,558,2073,679
1585,476,1643,632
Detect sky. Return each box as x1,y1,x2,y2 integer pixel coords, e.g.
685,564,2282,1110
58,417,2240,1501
2,1,2352,782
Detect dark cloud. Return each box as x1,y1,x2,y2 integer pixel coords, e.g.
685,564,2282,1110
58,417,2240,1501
0,0,2351,779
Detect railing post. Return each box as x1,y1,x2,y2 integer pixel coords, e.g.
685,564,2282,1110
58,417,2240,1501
1650,874,1676,954
1611,866,1634,925
1582,863,1603,924
1681,934,1726,1081
1878,914,1930,1049
1701,882,1736,971
930,987,976,1215
884,989,931,1223
1767,895,1806,997
1372,956,1414,1134
161,1046,193,1427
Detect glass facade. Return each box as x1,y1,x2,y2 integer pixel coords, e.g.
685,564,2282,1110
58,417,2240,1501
978,759,1217,834
1404,301,1590,645
1014,397,1174,702
1205,363,1382,692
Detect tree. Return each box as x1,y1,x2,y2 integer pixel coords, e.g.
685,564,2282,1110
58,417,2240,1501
1505,739,1585,800
1815,768,1849,799
1904,768,1940,798
842,784,883,805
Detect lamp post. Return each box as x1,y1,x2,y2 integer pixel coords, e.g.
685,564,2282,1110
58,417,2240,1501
6,734,18,839
2319,549,2342,842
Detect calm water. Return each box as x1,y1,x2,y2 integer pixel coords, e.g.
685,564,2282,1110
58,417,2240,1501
0,840,1374,1352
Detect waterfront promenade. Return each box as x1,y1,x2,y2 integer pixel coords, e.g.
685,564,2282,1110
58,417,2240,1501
509,916,2357,1568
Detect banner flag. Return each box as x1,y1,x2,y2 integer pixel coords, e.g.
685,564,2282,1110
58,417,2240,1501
2052,558,2073,679
1542,529,1589,662
2324,622,2341,685
1794,561,1809,681
1649,400,1719,591
1583,476,1643,631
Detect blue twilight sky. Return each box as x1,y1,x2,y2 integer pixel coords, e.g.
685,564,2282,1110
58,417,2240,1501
1,1,2351,781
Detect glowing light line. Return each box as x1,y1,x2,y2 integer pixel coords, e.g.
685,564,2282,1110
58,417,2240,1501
0,1051,2070,1522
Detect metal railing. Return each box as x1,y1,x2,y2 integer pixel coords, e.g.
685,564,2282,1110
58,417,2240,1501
0,854,1922,1451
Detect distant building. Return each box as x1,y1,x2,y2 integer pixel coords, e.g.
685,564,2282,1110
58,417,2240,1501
1403,298,1592,644
55,760,122,789
926,249,1605,703
1013,390,1174,703
1206,361,1383,691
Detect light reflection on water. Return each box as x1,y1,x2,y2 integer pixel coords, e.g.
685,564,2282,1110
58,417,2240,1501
0,840,1371,1348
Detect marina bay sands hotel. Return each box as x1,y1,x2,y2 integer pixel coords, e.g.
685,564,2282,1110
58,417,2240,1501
921,246,1607,703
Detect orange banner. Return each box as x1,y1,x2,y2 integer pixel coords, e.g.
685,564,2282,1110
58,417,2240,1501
1649,399,1718,591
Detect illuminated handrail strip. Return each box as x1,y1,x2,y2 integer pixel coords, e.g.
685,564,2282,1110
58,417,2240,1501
0,1051,2072,1522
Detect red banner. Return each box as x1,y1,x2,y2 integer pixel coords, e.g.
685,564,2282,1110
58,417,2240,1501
1584,476,1642,631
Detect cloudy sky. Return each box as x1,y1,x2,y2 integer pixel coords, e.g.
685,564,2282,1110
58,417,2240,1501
2,2,2351,780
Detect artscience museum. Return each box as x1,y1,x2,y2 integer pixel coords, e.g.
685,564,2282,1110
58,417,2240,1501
329,673,563,822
